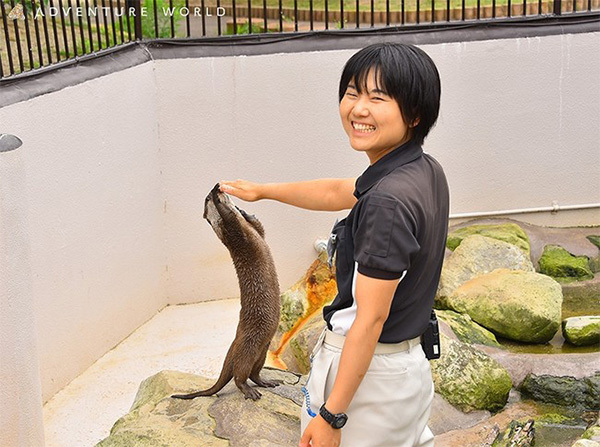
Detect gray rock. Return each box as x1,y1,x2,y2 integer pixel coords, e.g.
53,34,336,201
436,235,534,308
428,393,490,436
519,372,600,411
563,316,600,346
209,390,300,446
588,236,600,251
447,269,563,343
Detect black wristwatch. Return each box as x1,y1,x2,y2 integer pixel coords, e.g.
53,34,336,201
319,403,348,429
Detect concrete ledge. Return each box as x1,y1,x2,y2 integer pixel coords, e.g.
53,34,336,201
147,14,600,59
0,43,152,108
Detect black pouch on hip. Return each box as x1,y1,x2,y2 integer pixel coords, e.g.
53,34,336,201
421,310,441,360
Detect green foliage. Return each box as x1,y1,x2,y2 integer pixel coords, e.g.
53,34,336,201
25,0,184,40
139,0,186,38
228,21,267,34
334,18,347,28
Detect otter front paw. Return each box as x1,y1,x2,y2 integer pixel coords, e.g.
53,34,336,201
257,378,281,388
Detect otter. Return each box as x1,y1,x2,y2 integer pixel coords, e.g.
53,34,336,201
172,183,281,401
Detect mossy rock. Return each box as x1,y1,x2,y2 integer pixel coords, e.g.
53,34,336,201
436,309,500,347
447,269,563,343
581,423,600,441
436,235,534,309
430,333,512,413
562,316,600,346
538,245,594,282
447,223,530,256
96,369,304,447
97,371,226,447
281,311,326,375
280,288,307,333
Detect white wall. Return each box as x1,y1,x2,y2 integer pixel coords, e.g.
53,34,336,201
427,34,600,224
156,32,600,305
0,31,598,419
0,62,166,403
154,51,358,305
0,143,45,447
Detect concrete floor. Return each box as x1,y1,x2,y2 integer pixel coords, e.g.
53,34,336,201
42,299,242,447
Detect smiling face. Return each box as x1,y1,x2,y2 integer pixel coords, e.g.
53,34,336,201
339,69,413,165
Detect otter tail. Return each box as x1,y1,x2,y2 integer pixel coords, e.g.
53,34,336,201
171,349,234,400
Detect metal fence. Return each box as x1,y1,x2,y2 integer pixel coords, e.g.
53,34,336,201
0,0,599,79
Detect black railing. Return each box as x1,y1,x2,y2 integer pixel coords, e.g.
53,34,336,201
0,0,598,78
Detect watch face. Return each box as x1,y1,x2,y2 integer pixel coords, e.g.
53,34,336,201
334,414,348,429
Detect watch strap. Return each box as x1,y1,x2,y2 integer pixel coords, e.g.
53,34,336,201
319,403,348,429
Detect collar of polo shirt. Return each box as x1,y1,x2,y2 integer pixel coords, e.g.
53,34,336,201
353,140,423,199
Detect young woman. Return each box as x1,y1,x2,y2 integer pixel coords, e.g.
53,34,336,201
220,43,449,447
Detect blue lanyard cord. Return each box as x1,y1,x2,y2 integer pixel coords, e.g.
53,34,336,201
301,386,317,418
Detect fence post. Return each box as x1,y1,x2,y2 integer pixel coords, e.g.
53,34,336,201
128,0,143,39
553,0,562,14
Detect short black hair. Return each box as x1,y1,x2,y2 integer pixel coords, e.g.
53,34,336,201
338,43,441,146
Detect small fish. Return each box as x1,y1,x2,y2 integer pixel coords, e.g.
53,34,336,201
8,3,25,20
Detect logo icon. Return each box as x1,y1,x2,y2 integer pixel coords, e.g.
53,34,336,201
8,3,25,20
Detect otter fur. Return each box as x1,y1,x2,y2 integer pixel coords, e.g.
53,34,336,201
172,183,281,401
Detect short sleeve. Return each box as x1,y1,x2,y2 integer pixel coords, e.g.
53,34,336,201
353,192,420,279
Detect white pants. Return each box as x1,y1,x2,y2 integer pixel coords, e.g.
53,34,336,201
301,330,435,447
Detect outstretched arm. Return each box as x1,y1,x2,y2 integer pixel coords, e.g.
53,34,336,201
219,178,357,211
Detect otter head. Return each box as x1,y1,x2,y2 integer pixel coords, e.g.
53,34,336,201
203,183,265,245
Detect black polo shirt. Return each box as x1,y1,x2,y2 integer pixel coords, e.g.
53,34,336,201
323,140,449,343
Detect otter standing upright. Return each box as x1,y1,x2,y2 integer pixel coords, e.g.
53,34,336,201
172,183,281,401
